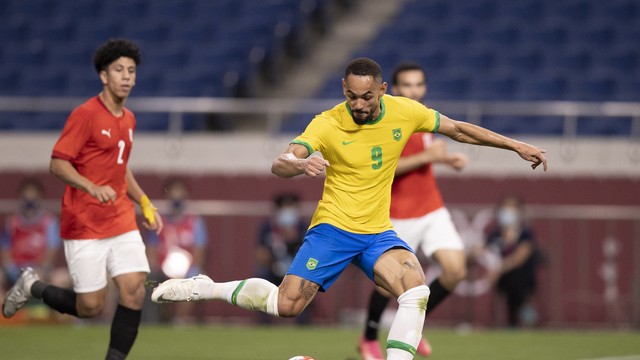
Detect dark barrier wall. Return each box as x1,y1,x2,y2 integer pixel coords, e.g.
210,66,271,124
0,172,638,328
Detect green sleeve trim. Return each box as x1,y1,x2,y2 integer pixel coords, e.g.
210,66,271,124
432,111,441,133
291,139,313,156
231,280,247,306
386,340,417,356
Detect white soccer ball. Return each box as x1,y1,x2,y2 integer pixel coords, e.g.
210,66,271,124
288,356,316,360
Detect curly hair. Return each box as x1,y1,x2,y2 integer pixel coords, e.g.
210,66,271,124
93,38,141,73
344,57,382,83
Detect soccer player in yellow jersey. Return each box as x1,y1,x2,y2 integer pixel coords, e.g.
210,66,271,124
151,58,547,360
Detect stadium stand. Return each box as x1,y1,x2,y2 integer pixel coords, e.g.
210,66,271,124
0,0,331,130
0,0,638,135
308,0,640,135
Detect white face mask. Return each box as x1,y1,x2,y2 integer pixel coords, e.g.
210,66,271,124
498,208,519,227
276,208,299,228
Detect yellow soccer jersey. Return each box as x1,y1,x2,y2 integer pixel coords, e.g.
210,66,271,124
292,94,440,234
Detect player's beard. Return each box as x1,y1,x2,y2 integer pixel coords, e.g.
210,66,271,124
351,106,378,125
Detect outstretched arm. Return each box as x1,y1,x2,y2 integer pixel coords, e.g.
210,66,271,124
437,114,547,171
271,143,330,178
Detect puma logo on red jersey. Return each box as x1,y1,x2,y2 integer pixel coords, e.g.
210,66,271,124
101,129,111,138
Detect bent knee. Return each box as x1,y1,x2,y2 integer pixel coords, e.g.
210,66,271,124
77,300,104,318
119,284,146,309
441,265,467,288
277,299,306,318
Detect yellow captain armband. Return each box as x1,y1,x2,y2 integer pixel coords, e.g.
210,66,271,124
140,195,158,224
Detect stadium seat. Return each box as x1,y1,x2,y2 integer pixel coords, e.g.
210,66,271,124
616,79,640,101
569,78,617,101
472,76,518,100
576,116,632,136
516,76,568,100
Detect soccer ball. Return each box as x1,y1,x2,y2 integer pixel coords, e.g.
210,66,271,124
288,357,316,360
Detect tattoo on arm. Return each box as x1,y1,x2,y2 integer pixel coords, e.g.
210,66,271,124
299,280,319,301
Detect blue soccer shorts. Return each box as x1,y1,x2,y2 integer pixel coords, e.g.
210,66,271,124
286,223,413,292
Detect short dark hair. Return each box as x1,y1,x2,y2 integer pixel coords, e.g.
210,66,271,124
18,178,44,195
344,58,382,83
392,63,427,86
93,38,141,73
274,193,300,208
164,178,189,193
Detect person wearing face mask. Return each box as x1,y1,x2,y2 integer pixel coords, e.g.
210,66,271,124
146,178,207,324
1,179,71,318
486,195,539,328
255,193,310,324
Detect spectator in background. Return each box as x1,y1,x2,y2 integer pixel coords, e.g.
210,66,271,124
486,195,539,328
1,179,70,317
1,180,67,286
255,193,308,324
147,178,207,324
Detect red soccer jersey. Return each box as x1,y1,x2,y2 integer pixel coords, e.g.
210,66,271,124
4,213,58,265
390,133,444,219
52,96,137,239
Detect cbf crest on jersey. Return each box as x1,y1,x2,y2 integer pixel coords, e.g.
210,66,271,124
392,128,402,142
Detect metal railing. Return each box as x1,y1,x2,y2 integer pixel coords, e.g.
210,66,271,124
1,96,640,136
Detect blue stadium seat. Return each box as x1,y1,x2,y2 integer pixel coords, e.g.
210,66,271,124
516,76,568,100
101,0,148,19
144,0,196,21
134,113,170,131
502,50,545,74
122,20,172,44
428,75,471,100
592,50,640,75
500,1,546,24
401,1,451,24
67,72,101,97
569,77,617,101
447,51,496,75
478,24,522,48
481,115,565,135
616,79,640,101
545,51,593,76
20,71,69,96
426,26,475,47
2,43,49,68
28,18,77,43
0,17,30,44
8,0,56,18
519,25,569,49
577,116,632,136
597,0,640,26
472,76,518,100
570,25,618,50
54,0,104,19
0,71,22,95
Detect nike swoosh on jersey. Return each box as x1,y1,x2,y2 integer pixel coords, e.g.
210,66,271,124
342,140,357,145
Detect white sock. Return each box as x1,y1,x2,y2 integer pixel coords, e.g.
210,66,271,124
200,278,279,316
386,285,430,360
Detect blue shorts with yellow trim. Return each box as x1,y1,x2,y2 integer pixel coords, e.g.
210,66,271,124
286,223,413,292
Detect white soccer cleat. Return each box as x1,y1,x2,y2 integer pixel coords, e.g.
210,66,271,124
3,267,39,318
151,274,213,303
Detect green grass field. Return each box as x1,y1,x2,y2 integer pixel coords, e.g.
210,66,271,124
0,325,638,360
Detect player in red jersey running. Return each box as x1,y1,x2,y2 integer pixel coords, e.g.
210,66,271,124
2,39,163,360
359,63,469,360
